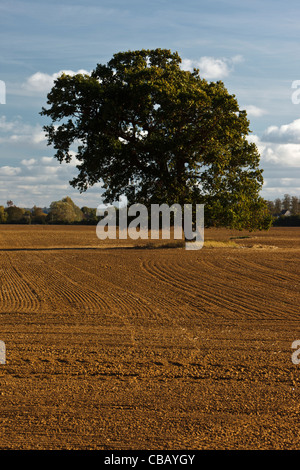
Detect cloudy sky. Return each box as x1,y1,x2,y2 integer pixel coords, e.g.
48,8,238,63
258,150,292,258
1,0,300,208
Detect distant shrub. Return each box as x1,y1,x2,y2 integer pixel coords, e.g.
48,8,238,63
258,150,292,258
273,215,300,226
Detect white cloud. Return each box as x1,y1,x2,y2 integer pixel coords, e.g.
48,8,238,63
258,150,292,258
264,143,300,166
0,116,16,132
245,105,267,117
0,154,104,208
262,118,300,143
181,55,243,80
21,158,36,166
0,116,46,147
41,156,54,164
231,55,244,64
250,127,300,167
0,166,21,176
24,72,56,93
22,69,91,94
245,122,300,199
20,158,36,170
9,128,45,145
44,166,59,174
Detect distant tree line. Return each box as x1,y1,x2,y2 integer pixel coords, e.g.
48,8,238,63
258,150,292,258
0,197,99,225
266,194,300,226
1,194,300,227
0,197,169,227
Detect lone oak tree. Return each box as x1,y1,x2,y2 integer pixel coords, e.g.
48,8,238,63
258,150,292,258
41,48,271,230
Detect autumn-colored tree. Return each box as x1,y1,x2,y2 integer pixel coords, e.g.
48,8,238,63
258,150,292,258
31,206,47,224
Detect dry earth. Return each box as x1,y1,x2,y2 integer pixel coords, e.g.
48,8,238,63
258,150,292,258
0,225,299,450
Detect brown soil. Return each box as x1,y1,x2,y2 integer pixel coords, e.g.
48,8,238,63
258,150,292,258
0,225,299,449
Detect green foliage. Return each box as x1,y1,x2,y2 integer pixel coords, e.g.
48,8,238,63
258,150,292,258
263,193,300,226
0,206,7,223
31,206,47,224
5,205,25,224
40,48,270,230
48,197,83,224
273,215,300,226
266,194,300,224
81,206,99,224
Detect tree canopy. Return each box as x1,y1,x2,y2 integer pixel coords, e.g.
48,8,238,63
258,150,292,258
48,197,83,224
41,48,272,230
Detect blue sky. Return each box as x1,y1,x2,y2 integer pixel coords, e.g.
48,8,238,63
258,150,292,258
1,0,300,208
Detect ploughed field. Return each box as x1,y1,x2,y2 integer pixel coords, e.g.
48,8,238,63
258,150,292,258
0,225,299,449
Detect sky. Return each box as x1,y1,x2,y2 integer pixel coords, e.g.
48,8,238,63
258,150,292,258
1,0,300,208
